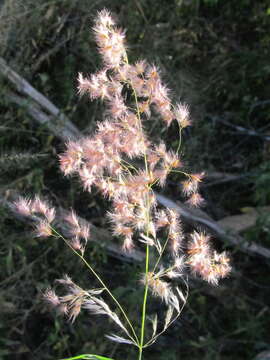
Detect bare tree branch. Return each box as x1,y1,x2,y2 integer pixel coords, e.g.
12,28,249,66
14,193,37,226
202,171,252,187
7,91,78,141
0,57,80,139
210,114,270,141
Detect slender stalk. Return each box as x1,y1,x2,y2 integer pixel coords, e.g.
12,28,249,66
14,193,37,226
176,124,183,156
138,244,150,360
51,227,139,345
128,77,152,359
120,158,140,174
152,234,170,273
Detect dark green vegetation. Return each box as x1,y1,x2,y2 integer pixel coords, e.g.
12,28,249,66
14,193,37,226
1,0,270,359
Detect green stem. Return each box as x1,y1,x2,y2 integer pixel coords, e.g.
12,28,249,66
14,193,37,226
120,159,139,174
125,53,152,359
51,227,139,345
138,244,150,360
176,124,183,155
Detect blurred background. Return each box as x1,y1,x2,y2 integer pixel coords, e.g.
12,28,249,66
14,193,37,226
0,0,270,359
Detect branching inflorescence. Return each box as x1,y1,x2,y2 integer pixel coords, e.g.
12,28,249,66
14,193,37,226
14,9,231,360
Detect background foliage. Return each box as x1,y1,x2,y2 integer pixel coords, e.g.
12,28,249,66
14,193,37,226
0,0,270,359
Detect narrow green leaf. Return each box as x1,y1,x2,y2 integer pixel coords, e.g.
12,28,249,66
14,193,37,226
61,354,114,360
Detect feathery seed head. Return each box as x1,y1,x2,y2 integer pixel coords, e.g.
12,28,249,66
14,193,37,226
212,251,231,278
155,209,170,229
64,210,90,243
35,220,52,238
134,60,147,75
14,197,32,217
188,231,211,256
77,73,92,96
174,255,186,270
70,237,85,254
164,150,181,169
32,196,55,223
43,288,61,307
143,272,172,304
64,210,80,228
59,141,83,176
93,10,126,69
79,166,96,192
122,236,134,252
173,103,191,128
95,9,115,27
186,192,204,208
182,178,198,196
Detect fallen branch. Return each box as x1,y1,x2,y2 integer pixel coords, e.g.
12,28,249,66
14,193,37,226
202,171,252,187
248,99,270,118
217,206,270,234
210,114,270,141
0,57,80,139
7,91,78,141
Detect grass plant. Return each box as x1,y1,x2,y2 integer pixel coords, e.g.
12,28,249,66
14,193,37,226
1,1,270,360
13,9,231,360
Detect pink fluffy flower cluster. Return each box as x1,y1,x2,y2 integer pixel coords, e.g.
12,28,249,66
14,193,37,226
14,197,90,255
13,10,231,344
57,9,230,287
